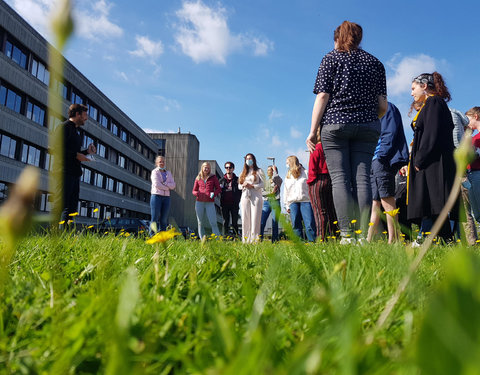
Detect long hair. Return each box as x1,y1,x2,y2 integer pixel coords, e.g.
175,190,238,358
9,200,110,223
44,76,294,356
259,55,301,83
286,155,303,179
239,153,259,184
196,162,212,181
334,21,362,52
413,72,451,102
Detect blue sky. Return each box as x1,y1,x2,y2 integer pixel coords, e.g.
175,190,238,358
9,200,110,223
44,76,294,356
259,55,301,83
6,0,480,179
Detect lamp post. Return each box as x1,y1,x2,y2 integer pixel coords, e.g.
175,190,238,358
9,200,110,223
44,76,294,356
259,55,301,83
267,157,275,166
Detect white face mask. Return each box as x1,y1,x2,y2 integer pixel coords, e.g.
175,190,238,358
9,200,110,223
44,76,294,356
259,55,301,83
246,159,253,167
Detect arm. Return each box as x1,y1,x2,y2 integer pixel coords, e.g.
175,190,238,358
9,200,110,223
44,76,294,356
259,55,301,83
164,171,176,190
192,179,199,197
378,95,388,119
306,93,330,152
213,177,222,197
253,169,265,190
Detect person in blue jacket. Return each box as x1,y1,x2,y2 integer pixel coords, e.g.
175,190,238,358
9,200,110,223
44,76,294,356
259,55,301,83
367,102,409,243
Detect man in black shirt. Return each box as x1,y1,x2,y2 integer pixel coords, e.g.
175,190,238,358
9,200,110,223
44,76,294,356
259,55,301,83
219,162,241,236
54,104,96,221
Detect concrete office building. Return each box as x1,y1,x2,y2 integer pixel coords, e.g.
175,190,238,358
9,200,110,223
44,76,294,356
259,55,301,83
0,2,157,222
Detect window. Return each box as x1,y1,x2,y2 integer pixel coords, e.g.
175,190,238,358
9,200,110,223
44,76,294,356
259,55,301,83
88,103,98,121
120,129,127,142
117,154,125,168
5,40,27,69
70,88,84,104
0,84,23,113
38,192,52,212
0,134,17,159
108,148,117,164
97,143,106,158
106,177,114,191
143,147,149,159
99,114,108,128
111,122,118,136
116,181,124,195
51,77,68,99
0,182,7,202
81,167,92,184
21,143,41,167
154,139,166,156
44,153,54,171
82,134,94,149
94,172,104,188
26,101,46,126
129,135,136,149
30,57,50,85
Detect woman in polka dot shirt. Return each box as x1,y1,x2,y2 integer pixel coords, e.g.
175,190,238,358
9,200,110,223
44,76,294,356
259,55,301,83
306,20,388,243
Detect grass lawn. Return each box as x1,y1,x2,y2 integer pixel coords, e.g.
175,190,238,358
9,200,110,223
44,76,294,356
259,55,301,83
1,232,479,374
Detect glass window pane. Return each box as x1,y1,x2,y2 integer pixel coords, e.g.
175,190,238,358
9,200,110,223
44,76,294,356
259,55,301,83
5,41,12,58
31,59,38,76
14,94,22,113
0,86,6,105
6,90,16,109
21,144,28,163
8,139,16,159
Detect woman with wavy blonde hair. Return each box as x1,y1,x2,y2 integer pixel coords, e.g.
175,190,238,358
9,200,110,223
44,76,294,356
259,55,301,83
283,156,316,241
192,162,221,239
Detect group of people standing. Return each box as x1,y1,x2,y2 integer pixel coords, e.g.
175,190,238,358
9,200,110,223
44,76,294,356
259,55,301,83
148,20,479,245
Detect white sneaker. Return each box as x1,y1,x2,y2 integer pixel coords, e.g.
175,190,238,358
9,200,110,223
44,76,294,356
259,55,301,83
339,237,356,245
411,240,421,248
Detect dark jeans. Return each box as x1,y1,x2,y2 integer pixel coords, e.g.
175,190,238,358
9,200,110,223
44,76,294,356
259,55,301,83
222,203,239,235
150,195,171,233
260,198,280,242
56,174,80,221
321,121,380,237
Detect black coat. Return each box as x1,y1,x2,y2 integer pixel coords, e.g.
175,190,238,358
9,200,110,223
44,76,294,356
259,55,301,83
407,96,457,220
219,173,242,206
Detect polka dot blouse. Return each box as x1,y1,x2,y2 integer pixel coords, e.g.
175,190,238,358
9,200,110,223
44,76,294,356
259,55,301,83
313,48,386,125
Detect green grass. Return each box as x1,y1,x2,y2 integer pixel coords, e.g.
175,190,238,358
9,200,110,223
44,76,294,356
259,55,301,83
1,233,479,374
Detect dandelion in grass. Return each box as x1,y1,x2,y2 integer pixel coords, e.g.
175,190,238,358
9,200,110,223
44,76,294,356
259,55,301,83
87,225,93,229
355,230,362,235
425,232,431,235
382,231,387,234
145,227,181,245
124,232,131,237
68,212,79,217
93,208,99,213
67,220,73,224
336,230,340,233
351,219,357,224
333,220,338,224
59,220,65,225
384,208,400,217
368,222,374,226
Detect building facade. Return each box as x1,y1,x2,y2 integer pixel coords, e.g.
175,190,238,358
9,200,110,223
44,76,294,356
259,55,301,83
0,2,157,222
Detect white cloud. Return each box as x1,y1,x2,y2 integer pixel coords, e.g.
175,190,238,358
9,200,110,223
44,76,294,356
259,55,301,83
75,0,123,41
174,0,273,64
268,109,283,121
129,35,164,60
115,71,129,82
387,54,439,97
6,0,123,42
154,95,181,112
290,126,302,139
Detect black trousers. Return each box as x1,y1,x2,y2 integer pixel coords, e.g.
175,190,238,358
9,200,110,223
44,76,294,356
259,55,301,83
222,204,239,235
58,174,80,220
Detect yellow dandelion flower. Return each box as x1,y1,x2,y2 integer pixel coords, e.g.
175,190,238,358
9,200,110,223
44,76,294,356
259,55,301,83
68,212,79,217
336,230,340,233
67,220,73,224
93,208,99,213
456,239,461,243
87,225,94,229
355,230,362,234
124,232,131,237
368,222,374,226
333,221,338,224
351,219,357,224
384,208,400,217
425,232,431,235
59,220,65,225
382,231,388,234
145,227,182,244
476,240,480,243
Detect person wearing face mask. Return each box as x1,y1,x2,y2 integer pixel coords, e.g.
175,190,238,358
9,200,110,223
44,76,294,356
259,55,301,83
219,162,242,236
150,155,176,234
407,72,458,242
238,153,265,243
192,162,222,239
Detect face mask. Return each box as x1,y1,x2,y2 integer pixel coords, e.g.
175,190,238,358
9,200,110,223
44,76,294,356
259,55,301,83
158,166,166,170
246,159,253,167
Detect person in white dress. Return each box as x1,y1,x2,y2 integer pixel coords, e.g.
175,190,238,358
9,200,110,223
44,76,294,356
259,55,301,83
238,153,264,243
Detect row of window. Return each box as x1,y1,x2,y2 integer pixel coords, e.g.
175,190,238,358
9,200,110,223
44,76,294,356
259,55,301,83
0,130,151,202
0,79,152,182
0,28,156,163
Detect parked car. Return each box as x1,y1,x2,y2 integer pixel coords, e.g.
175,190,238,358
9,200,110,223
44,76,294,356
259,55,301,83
95,218,148,235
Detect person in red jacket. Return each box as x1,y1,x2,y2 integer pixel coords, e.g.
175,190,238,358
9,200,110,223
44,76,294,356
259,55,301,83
192,162,221,239
307,136,337,241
